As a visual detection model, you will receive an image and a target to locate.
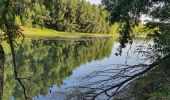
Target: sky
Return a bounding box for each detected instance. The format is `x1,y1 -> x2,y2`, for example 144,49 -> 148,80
88,0 -> 101,5
88,0 -> 151,23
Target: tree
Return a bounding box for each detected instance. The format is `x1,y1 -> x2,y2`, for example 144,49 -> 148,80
31,3 -> 49,27
67,0 -> 170,99
64,0 -> 79,32
1,0 -> 111,34
44,0 -> 67,30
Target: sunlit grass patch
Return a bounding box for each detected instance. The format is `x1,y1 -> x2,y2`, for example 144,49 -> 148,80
21,27 -> 115,39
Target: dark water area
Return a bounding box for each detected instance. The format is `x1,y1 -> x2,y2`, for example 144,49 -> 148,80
0,37 -> 152,100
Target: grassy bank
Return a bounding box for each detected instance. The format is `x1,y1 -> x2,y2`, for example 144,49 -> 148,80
21,27 -> 116,39
127,59 -> 170,99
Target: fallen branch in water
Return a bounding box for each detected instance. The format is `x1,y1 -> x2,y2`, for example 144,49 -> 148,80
70,54 -> 170,100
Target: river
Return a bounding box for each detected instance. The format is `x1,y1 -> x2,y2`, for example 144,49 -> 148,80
0,37 -> 152,100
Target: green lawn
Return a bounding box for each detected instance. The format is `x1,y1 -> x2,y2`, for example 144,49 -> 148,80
21,27 -> 115,39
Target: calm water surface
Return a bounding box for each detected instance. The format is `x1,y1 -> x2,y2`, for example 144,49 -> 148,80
0,37 -> 152,100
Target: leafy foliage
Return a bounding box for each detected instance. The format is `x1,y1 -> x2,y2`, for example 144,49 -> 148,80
0,0 -> 110,34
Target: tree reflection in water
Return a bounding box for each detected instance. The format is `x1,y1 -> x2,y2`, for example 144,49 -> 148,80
0,37 -> 114,99
1,36 -> 167,100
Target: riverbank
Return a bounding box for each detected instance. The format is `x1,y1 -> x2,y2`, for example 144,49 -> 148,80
125,58 -> 170,99
21,27 -> 116,39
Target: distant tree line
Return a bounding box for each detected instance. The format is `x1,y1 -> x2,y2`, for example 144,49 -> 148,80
12,0 -> 110,33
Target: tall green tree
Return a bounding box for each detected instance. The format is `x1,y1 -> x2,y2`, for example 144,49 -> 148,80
44,0 -> 67,30
64,0 -> 79,32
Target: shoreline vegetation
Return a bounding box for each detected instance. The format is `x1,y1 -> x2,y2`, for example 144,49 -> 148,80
21,27 -> 117,40
0,27 -> 117,40
1,22 -> 155,41
0,26 -> 151,40
20,24 -> 153,39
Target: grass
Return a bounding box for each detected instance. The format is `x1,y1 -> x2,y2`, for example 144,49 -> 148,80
21,27 -> 116,39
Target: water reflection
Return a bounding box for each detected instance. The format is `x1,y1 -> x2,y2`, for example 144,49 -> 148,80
33,39 -> 150,100
0,37 -> 115,99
